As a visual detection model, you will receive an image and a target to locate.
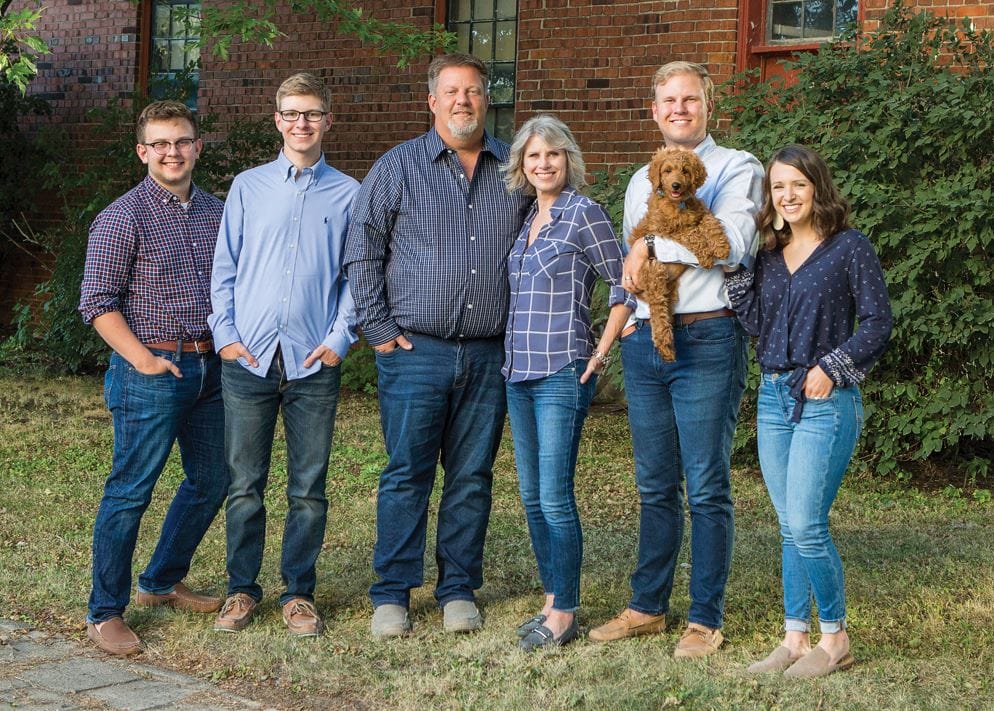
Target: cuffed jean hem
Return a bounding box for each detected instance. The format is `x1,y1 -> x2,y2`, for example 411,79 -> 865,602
136,583 -> 177,596
629,602 -> 667,617
818,618 -> 846,634
687,615 -> 723,630
785,618 -> 811,633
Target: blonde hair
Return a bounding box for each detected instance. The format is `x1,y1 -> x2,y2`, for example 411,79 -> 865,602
276,72 -> 331,112
652,61 -> 715,105
503,114 -> 587,195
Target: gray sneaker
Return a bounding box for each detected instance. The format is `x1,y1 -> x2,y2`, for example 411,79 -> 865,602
443,600 -> 483,633
371,604 -> 411,638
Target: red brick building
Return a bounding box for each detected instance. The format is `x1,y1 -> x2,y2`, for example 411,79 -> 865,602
4,0 -> 993,324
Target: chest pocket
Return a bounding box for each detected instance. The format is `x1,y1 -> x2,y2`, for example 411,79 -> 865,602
521,237 -> 576,280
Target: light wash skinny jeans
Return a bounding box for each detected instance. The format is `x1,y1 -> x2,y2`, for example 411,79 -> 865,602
757,372 -> 863,634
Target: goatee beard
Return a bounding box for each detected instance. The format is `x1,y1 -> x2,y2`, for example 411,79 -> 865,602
448,117 -> 479,140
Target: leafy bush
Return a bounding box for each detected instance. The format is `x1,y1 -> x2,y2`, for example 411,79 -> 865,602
716,1 -> 994,480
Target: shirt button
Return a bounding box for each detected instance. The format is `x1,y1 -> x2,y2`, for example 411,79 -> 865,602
286,270 -> 291,275
467,304 -> 474,309
293,217 -> 298,222
468,204 -> 473,209
197,271 -> 203,275
470,236 -> 476,241
471,268 -> 477,274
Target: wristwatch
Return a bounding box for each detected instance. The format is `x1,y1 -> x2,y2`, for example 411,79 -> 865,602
644,234 -> 657,261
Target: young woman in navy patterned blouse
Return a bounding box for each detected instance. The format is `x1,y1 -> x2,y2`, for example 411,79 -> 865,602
725,144 -> 892,678
502,115 -> 635,651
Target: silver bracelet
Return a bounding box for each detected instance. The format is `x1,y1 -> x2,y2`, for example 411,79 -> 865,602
591,349 -> 612,367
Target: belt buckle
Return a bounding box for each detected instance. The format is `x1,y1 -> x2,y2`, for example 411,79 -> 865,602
193,339 -> 208,354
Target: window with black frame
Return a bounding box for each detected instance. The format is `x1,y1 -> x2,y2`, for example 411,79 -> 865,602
149,1 -> 200,109
447,0 -> 517,142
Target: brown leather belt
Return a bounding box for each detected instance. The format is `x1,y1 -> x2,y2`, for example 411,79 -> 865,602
675,308 -> 735,325
145,339 -> 214,354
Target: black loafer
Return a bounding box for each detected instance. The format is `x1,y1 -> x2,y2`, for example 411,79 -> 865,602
515,614 -> 547,639
519,619 -> 579,652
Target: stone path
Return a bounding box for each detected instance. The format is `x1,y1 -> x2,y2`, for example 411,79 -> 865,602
0,620 -> 275,711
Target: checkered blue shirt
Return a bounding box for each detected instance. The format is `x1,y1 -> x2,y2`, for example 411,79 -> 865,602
79,176 -> 223,343
344,128 -> 529,345
503,187 -> 635,382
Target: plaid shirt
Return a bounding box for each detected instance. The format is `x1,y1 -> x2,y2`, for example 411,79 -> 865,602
344,128 -> 529,345
503,187 -> 635,382
79,176 -> 223,343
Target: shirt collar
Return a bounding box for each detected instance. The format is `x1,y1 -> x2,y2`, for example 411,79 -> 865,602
142,175 -> 199,206
277,149 -> 328,182
693,134 -> 717,159
549,185 -> 579,216
425,127 -> 501,162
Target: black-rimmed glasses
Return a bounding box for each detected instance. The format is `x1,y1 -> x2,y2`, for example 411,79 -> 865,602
143,138 -> 197,155
278,110 -> 327,122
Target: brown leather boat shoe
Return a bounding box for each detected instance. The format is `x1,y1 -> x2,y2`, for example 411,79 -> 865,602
136,582 -> 222,613
213,593 -> 259,632
588,609 -> 666,642
86,617 -> 142,656
282,597 -> 324,637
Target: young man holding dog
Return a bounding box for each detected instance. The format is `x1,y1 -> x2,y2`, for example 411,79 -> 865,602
79,100 -> 227,655
587,61 -> 764,657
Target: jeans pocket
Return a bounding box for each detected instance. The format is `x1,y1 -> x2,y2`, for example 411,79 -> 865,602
683,317 -> 735,343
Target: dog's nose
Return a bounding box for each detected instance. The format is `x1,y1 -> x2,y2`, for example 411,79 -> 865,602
670,182 -> 682,190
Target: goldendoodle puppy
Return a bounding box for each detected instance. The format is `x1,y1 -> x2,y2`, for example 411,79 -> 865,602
628,147 -> 729,361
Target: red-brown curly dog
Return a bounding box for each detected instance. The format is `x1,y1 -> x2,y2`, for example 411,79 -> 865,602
628,147 -> 730,361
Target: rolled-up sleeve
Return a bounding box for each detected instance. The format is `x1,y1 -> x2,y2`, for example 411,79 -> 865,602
79,208 -> 138,324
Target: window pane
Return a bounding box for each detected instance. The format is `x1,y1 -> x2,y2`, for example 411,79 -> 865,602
836,0 -> 858,33
472,22 -> 493,59
476,0 -> 495,20
170,40 -> 186,70
450,0 -> 471,22
154,5 -> 171,36
455,24 -> 471,53
490,62 -> 514,105
494,107 -> 514,142
771,1 -> 802,40
496,0 -> 517,20
804,0 -> 833,37
495,21 -> 515,61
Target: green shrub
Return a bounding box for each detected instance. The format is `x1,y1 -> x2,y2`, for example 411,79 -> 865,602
716,1 -> 994,480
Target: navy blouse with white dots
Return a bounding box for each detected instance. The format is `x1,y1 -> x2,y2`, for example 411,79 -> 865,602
725,228 -> 893,388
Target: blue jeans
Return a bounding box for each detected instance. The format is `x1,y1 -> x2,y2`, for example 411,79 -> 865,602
506,361 -> 596,612
621,316 -> 747,629
370,333 -> 506,608
757,373 -> 862,634
88,350 -> 227,623
221,353 -> 341,605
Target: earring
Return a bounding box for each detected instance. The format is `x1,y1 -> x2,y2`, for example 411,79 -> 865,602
772,212 -> 785,230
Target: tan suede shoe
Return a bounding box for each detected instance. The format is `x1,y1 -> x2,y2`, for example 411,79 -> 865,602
282,597 -> 324,637
136,582 -> 222,613
673,622 -> 724,658
86,617 -> 142,656
588,609 -> 666,642
213,593 -> 258,632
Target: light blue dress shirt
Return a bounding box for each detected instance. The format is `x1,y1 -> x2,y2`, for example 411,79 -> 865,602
209,151 -> 360,380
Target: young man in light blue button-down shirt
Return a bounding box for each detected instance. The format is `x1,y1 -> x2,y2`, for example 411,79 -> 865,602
209,73 -> 359,637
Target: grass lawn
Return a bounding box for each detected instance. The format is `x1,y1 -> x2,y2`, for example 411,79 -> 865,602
1,372 -> 992,710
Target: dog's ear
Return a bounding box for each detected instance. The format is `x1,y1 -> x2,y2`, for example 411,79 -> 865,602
649,148 -> 667,190
689,153 -> 707,190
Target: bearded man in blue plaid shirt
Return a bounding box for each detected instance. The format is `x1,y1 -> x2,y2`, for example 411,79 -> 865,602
79,100 -> 227,656
344,53 -> 528,638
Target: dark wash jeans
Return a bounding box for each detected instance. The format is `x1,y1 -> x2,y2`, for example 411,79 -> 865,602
506,360 -> 595,612
621,316 -> 747,629
221,353 -> 341,605
370,333 -> 506,608
88,350 -> 227,623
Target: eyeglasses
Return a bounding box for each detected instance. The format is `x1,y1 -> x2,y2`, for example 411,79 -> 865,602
144,138 -> 197,155
278,110 -> 327,123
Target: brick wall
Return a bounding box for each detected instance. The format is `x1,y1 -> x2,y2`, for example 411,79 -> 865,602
6,0 -> 994,326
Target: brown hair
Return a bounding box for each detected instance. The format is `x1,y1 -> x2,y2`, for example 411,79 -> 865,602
758,144 -> 851,250
427,53 -> 488,96
276,72 -> 331,112
135,100 -> 198,143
